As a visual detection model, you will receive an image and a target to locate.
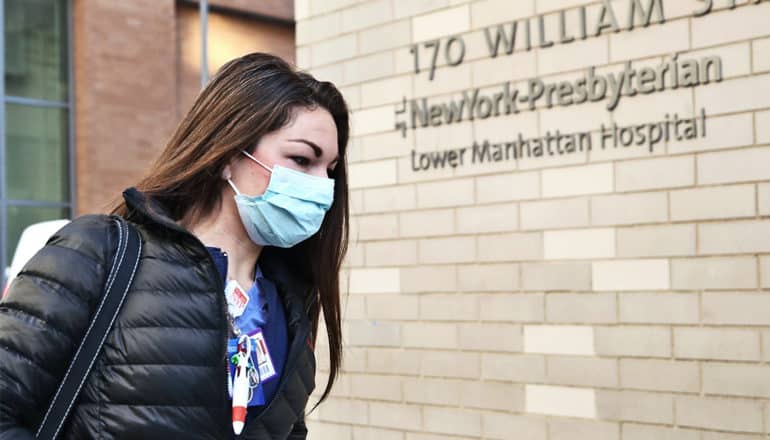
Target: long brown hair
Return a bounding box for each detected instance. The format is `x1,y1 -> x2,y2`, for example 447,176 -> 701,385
112,52 -> 349,406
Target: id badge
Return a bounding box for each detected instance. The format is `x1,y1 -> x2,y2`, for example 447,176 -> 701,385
247,328 -> 277,383
227,338 -> 265,406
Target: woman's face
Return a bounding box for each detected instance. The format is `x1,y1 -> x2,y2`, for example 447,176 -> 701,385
228,106 -> 339,196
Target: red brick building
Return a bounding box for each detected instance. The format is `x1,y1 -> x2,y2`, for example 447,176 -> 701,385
1,0 -> 295,276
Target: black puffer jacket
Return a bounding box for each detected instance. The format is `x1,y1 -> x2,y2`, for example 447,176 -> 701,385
0,188 -> 317,439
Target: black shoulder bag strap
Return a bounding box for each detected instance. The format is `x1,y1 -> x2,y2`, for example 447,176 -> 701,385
35,217 -> 142,440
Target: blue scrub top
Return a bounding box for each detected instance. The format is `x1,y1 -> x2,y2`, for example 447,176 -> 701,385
206,247 -> 288,413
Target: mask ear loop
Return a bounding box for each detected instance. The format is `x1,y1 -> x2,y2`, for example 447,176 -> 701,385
241,150 -> 273,173
226,178 -> 241,196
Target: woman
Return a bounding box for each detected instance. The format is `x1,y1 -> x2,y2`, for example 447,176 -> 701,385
0,52 -> 348,439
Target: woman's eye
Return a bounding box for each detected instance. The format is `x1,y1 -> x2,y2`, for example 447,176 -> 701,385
290,156 -> 310,166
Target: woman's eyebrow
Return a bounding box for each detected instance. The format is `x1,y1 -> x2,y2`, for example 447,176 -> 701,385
288,138 -> 339,162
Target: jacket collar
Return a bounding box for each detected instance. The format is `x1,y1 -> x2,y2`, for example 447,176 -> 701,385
121,186 -> 315,325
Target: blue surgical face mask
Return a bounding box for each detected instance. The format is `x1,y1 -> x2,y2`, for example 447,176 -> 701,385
227,150 -> 334,248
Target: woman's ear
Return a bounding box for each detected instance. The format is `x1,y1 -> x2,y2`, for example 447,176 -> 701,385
221,164 -> 232,180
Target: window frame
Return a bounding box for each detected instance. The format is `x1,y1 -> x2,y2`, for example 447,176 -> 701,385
0,0 -> 74,286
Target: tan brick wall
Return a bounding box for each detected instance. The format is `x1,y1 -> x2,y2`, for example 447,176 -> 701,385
297,0 -> 770,438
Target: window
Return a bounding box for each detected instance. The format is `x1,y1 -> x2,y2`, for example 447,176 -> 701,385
1,0 -> 72,282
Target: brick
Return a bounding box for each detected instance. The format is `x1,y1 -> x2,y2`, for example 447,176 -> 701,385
612,87 -> 693,129
546,356 -> 618,388
704,363 -> 770,398
346,320 -> 401,347
592,259 -> 670,291
619,293 -> 699,324
309,0 -> 358,16
351,105 -> 394,136
689,42 -> 752,79
703,217 -> 770,255
344,240 -> 365,267
668,113 -> 754,155
416,178 -> 475,208
525,385 -> 596,419
305,422 -> 352,440
317,397 -> 368,425
756,37 -> 770,72
482,353 -> 546,383
351,427 -> 403,440
621,423 -> 700,440
341,347 -> 367,373
539,36 -> 609,77
590,192 -> 668,226
308,63 -> 344,85
692,1 -> 770,48
349,159 -> 398,190
698,147 -> 770,184
617,224 -> 696,258
394,0 -> 449,19
479,293 -> 544,322
458,263 -> 519,292
595,326 -> 671,358
341,0 -> 392,33
399,209 -> 454,238
420,294 -> 478,321
476,171 -> 540,204
615,155 -> 694,192
542,163 -> 613,198
369,402 -> 422,431
414,120 -> 474,153
402,322 -> 457,349
459,323 -> 522,352
544,228 -> 615,260
310,34 -> 357,66
403,377 -> 461,406
478,232 -> 543,262
419,236 -> 476,264
482,413 -> 547,440
359,20 -> 411,56
671,185 -> 755,221
696,74 -> 770,115
401,265 -> 457,293
413,63 -> 472,96
676,396 -> 763,433
620,359 -> 700,393
366,295 -> 419,320
610,18 -> 689,62
360,75 -> 413,108
521,262 -> 592,291
461,381 -> 524,412
674,327 -> 760,361
349,268 -> 400,294
413,5 -> 470,42
472,51 -> 536,87
703,293 -> 770,325
356,213 -> 399,240
422,350 -> 480,379
521,198 -> 590,230
471,0 -> 533,28
762,256 -> 770,288
671,257 -> 758,290
343,51 -> 394,85
703,433 -> 765,440
367,348 -> 421,375
366,240 -> 417,266
456,203 -> 519,234
424,407 -> 481,437
523,325 -> 595,356
760,182 -> 770,215
341,295 -> 366,320
350,374 -> 402,401
546,293 -> 617,324
541,101 -> 610,139
596,390 -> 673,424
548,418 -> 619,440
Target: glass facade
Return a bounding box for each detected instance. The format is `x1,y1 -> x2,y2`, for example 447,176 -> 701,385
1,0 -> 71,282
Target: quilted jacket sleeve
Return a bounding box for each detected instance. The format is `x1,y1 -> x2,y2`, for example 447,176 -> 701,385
287,415 -> 308,440
0,215 -> 117,439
